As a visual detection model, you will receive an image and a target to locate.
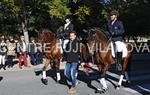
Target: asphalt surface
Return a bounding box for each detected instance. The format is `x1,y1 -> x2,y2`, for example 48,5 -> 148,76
0,53 -> 150,95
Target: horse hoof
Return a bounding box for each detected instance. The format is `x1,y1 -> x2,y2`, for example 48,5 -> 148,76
95,90 -> 104,94
103,87 -> 108,92
116,85 -> 121,90
41,78 -> 48,85
95,88 -> 105,94
56,80 -> 60,83
126,80 -> 131,84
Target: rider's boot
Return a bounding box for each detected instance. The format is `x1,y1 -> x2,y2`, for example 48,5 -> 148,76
116,52 -> 122,71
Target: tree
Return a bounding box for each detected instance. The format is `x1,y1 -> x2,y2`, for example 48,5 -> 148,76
99,0 -> 150,40
43,0 -> 71,19
0,0 -> 149,39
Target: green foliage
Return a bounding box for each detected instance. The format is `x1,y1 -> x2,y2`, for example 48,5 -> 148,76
75,5 -> 91,23
42,0 -> 71,19
0,0 -> 71,34
0,0 -> 150,37
73,0 -> 78,3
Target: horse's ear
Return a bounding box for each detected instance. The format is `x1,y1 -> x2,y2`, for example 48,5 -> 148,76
35,29 -> 43,34
82,29 -> 88,33
90,28 -> 96,34
34,29 -> 39,33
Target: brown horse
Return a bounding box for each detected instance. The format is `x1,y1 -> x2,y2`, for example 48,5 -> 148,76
84,27 -> 132,93
35,29 -> 62,85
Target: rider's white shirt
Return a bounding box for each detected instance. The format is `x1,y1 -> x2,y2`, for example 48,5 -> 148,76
64,22 -> 70,30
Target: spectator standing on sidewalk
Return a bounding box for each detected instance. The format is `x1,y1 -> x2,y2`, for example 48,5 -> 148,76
7,36 -> 16,68
0,35 -> 8,70
28,37 -> 37,65
17,35 -> 29,69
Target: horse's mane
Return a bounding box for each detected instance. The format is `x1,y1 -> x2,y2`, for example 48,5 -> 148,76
39,29 -> 58,44
90,27 -> 108,42
89,27 -> 110,50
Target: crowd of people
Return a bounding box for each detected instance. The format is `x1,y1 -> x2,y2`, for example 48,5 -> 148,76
0,34 -> 43,70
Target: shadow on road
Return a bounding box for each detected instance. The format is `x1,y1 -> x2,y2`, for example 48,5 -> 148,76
34,68 -> 150,95
0,76 -> 3,82
77,70 -> 99,91
34,69 -> 57,81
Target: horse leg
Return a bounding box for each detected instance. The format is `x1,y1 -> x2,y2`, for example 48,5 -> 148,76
124,71 -> 130,83
123,55 -> 131,84
41,58 -> 50,85
116,65 -> 124,89
117,56 -> 130,89
117,74 -> 124,89
97,63 -> 109,93
54,58 -> 61,82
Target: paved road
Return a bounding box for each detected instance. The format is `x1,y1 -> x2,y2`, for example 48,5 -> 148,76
0,53 -> 150,95
0,69 -> 145,95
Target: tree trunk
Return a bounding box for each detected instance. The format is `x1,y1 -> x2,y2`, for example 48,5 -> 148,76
22,22 -> 29,42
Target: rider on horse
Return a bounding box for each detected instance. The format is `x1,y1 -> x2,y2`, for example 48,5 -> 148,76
107,10 -> 128,70
61,15 -> 74,62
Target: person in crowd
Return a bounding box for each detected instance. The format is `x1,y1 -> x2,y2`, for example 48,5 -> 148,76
0,35 -> 8,70
36,49 -> 43,65
7,36 -> 16,68
17,35 -> 28,69
28,37 -> 37,65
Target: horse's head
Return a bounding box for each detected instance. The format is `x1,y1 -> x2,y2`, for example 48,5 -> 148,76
35,29 -> 57,43
82,28 -> 99,55
85,27 -> 109,54
86,28 -> 100,45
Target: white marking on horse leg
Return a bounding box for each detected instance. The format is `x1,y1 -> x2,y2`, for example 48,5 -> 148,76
100,78 -> 108,89
57,72 -> 61,81
118,75 -> 124,86
42,71 -> 46,79
124,72 -> 129,82
98,79 -> 103,91
102,78 -> 108,89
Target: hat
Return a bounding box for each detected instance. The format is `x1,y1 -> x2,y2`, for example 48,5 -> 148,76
65,15 -> 72,20
69,30 -> 76,35
110,10 -> 119,17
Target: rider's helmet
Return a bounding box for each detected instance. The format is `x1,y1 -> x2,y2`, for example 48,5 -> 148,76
110,10 -> 119,17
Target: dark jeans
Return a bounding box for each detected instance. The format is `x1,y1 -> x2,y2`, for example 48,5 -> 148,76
7,55 -> 14,63
7,55 -> 14,66
36,52 -> 43,64
29,53 -> 37,65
